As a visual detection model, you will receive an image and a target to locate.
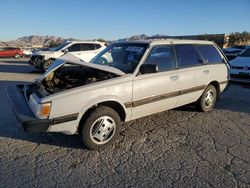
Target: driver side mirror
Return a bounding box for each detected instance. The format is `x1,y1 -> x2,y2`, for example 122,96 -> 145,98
61,49 -> 68,53
140,64 -> 159,74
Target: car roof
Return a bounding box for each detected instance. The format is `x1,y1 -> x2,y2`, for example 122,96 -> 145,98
68,40 -> 104,44
114,39 -> 214,45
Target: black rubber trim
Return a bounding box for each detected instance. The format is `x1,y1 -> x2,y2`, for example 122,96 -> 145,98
124,84 -> 208,108
52,113 -> 79,125
6,85 -> 79,133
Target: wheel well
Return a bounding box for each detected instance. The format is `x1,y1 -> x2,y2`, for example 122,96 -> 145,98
208,81 -> 220,98
78,101 -> 126,133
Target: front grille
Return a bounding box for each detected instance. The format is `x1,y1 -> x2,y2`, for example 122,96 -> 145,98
231,66 -> 243,70
231,74 -> 250,80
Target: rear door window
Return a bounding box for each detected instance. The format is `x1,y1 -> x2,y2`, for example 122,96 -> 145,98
195,44 -> 223,63
174,44 -> 203,68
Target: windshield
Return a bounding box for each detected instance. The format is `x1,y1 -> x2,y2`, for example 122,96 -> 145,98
240,48 -> 250,57
50,42 -> 70,51
90,43 -> 148,73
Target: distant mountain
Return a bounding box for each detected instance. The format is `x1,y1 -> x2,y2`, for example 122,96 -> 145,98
0,35 -> 77,47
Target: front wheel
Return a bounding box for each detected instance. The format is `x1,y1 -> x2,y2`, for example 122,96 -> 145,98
80,106 -> 121,150
42,60 -> 52,72
197,85 -> 217,112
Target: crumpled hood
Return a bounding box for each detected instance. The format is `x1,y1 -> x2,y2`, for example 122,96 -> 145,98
39,53 -> 126,80
230,56 -> 250,67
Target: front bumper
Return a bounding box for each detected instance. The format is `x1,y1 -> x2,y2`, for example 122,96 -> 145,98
29,55 -> 45,68
6,85 -> 51,132
230,69 -> 250,83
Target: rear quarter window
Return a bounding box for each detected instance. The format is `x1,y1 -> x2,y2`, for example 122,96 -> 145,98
195,44 -> 223,64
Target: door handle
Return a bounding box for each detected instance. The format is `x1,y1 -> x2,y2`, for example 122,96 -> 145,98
170,75 -> 179,81
203,70 -> 210,74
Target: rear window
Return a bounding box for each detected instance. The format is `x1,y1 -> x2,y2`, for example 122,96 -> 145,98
195,44 -> 223,64
94,44 -> 102,49
174,44 -> 202,68
240,48 -> 250,57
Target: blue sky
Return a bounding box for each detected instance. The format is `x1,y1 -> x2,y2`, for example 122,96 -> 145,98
0,0 -> 249,41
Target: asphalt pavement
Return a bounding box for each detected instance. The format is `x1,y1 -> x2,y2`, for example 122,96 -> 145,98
0,59 -> 249,187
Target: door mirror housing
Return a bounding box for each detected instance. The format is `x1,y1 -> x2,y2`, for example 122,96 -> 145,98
61,49 -> 68,53
140,64 -> 159,74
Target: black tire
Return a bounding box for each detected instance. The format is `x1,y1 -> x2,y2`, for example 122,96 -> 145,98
42,60 -> 52,72
14,54 -> 21,59
79,106 -> 121,150
197,85 -> 217,112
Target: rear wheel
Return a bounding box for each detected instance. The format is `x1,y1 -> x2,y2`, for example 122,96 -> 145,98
79,106 -> 121,150
197,85 -> 217,112
14,54 -> 21,59
42,60 -> 52,72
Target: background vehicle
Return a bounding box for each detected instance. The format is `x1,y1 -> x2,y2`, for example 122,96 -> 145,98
230,47 -> 250,83
223,45 -> 248,60
29,41 -> 106,72
8,40 -> 229,150
0,47 -> 24,58
21,48 -> 33,57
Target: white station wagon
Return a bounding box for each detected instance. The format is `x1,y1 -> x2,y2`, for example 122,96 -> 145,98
8,40 -> 229,150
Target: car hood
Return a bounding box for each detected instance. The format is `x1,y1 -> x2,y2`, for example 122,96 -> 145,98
230,56 -> 250,66
39,53 -> 126,80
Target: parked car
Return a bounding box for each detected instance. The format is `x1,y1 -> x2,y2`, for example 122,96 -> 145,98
7,40 -> 229,150
230,47 -> 250,83
223,45 -> 248,60
21,48 -> 33,57
29,41 -> 106,72
0,47 -> 24,58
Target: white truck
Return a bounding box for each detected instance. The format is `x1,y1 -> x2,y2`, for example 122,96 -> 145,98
8,39 -> 229,150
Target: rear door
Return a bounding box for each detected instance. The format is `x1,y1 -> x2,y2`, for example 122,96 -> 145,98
173,44 -> 208,106
195,44 -> 228,90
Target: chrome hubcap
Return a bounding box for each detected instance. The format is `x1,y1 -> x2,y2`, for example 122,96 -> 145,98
90,116 -> 116,145
204,90 -> 215,108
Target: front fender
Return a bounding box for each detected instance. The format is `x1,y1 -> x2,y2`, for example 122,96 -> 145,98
79,95 -> 131,122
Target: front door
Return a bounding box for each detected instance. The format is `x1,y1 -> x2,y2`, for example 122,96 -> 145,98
131,45 -> 179,120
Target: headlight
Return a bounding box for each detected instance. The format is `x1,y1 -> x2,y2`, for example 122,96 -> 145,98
36,102 -> 51,119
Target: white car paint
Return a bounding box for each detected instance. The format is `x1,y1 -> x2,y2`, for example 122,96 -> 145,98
15,40 -> 229,135
31,41 -> 106,62
230,52 -> 250,82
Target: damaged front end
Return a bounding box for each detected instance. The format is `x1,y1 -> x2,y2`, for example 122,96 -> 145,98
36,62 -> 117,96
33,54 -> 125,97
